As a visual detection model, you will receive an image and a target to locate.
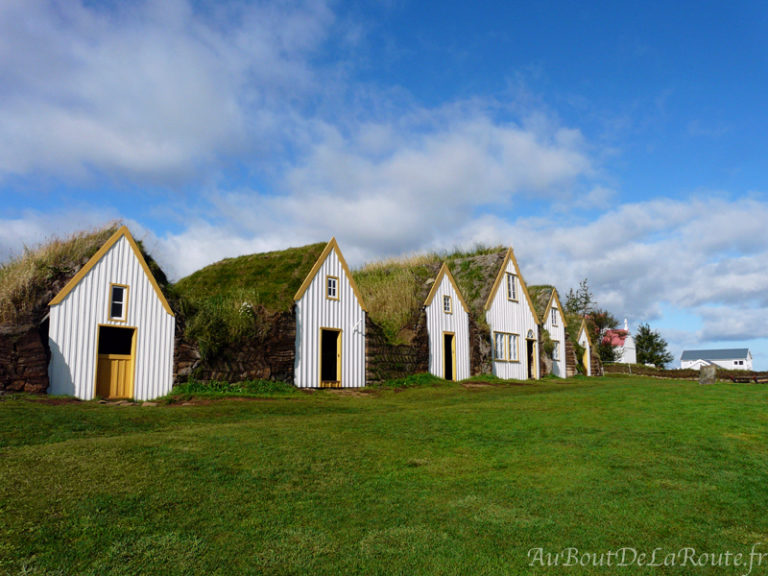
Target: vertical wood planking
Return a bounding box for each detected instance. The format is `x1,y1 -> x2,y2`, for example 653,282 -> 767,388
425,273 -> 470,381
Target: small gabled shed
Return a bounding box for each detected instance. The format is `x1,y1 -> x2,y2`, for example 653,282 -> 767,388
531,287 -> 568,378
577,319 -> 595,376
424,263 -> 470,381
293,238 -> 367,388
48,226 -> 175,400
482,248 -> 540,380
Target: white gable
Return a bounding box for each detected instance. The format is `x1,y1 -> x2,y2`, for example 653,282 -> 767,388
425,269 -> 470,381
48,232 -> 175,400
294,243 -> 366,388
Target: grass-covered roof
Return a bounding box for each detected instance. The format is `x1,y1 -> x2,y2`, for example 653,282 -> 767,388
0,223 -> 171,325
173,242 -> 327,314
527,285 -> 555,320
353,247 -> 507,344
0,224 -> 121,324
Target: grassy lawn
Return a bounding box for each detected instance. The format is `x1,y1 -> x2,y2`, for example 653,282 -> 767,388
2,376 -> 768,575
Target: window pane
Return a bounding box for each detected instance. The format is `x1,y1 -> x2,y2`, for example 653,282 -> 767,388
510,334 -> 518,361
110,301 -> 123,318
495,333 -> 505,360
110,286 -> 125,319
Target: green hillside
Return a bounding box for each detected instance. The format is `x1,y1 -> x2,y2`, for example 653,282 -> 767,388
174,242 -> 326,314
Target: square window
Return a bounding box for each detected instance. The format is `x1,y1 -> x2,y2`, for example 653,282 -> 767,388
326,276 -> 338,300
109,284 -> 127,320
443,295 -> 452,314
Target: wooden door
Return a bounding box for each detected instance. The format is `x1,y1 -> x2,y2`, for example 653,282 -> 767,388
96,326 -> 135,399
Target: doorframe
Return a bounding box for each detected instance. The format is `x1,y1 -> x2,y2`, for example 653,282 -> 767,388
94,323 -> 137,399
442,331 -> 456,381
526,335 -> 538,380
318,327 -> 342,388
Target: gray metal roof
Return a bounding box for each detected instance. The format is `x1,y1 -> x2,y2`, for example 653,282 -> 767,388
680,348 -> 751,361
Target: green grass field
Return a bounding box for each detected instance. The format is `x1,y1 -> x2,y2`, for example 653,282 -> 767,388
2,376 -> 768,575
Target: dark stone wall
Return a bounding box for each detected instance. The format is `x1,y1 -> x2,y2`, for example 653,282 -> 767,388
175,311 -> 296,384
365,315 -> 428,383
0,315 -> 50,393
469,316 -> 492,376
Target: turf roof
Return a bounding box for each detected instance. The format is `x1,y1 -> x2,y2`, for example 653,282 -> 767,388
527,285 -> 556,321
173,242 -> 327,314
353,247 -> 508,344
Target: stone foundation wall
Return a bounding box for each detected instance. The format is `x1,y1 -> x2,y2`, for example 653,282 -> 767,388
175,311 -> 296,384
0,316 -> 50,394
366,316 -> 428,383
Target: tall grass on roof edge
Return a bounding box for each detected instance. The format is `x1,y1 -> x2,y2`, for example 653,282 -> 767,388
0,223 -> 121,324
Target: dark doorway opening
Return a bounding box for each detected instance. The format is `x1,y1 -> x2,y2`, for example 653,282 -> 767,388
98,326 -> 134,355
320,329 -> 340,385
527,339 -> 535,379
443,333 -> 455,381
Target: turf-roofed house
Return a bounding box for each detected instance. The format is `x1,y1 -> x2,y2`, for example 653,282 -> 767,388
476,248 -> 541,380
423,263 -> 471,381
528,286 -> 570,378
48,226 -> 176,400
174,238 -> 367,388
577,318 -> 597,376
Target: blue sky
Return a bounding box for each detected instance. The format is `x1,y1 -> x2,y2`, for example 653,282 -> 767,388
1,0 -> 767,367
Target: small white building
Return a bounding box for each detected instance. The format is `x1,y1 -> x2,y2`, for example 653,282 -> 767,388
577,319 -> 594,376
680,349 -> 752,371
484,248 -> 540,380
424,263 -> 470,381
293,238 -> 367,388
602,319 -> 636,364
48,226 -> 176,400
541,289 -> 567,378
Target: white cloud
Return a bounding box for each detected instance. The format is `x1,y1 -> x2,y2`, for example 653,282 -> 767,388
0,0 -> 334,182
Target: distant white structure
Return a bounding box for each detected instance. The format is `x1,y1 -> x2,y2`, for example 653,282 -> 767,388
602,318 -> 636,364
424,263 -> 470,381
48,226 -> 176,400
680,349 -> 752,371
293,238 -> 367,388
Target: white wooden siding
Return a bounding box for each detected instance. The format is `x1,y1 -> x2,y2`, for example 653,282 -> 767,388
294,249 -> 366,388
425,274 -> 470,380
485,259 -> 539,380
543,299 -> 566,378
48,235 -> 175,400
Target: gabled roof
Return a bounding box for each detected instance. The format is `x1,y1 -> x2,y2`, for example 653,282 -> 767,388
424,263 -> 469,313
481,247 -> 539,323
577,318 -> 593,348
528,285 -> 567,328
294,238 -> 368,312
603,329 -> 630,347
49,225 -> 174,316
680,348 -> 751,361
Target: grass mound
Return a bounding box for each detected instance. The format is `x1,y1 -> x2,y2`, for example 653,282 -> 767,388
0,224 -> 120,323
353,246 -> 505,344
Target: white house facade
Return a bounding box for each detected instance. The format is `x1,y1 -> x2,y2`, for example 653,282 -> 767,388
48,226 -> 176,401
542,290 -> 567,378
484,248 -> 540,380
680,349 -> 752,371
293,238 -> 367,388
424,263 -> 470,381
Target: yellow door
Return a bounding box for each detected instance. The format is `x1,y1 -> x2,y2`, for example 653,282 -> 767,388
583,348 -> 590,376
96,354 -> 134,398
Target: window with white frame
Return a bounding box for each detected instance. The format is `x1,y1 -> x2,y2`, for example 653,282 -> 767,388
326,276 -> 339,300
109,284 -> 128,321
443,295 -> 452,314
506,273 -> 517,301
551,307 -> 558,326
494,332 -> 519,362
552,341 -> 560,361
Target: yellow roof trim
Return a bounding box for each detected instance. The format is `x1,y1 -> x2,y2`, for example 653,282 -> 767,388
423,263 -> 469,313
483,247 -> 540,324
293,237 -> 368,312
49,225 -> 175,316
542,288 -> 568,329
577,318 -> 594,348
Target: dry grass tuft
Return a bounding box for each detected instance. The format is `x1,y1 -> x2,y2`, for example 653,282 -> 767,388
0,223 -> 120,323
